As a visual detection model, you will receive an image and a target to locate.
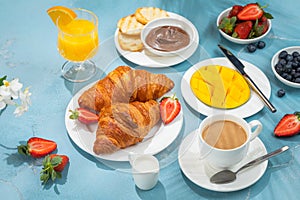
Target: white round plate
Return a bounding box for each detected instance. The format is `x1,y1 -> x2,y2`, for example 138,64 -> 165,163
181,57 -> 271,118
178,130 -> 268,192
114,12 -> 199,68
271,46 -> 300,88
65,81 -> 183,162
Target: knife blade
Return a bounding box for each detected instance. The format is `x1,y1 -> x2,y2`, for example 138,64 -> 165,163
218,44 -> 276,113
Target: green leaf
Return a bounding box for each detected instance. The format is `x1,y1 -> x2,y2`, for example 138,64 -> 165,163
40,172 -> 50,184
51,170 -> 57,181
69,109 -> 79,120
218,17 -> 237,34
50,156 -> 62,167
17,145 -> 29,156
264,12 -> 274,19
0,75 -> 7,86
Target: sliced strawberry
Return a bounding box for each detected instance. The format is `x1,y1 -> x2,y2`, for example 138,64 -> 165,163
274,112 -> 300,137
18,137 -> 57,158
69,108 -> 99,124
237,3 -> 264,20
160,94 -> 181,125
232,21 -> 253,39
40,154 -> 69,184
228,5 -> 244,17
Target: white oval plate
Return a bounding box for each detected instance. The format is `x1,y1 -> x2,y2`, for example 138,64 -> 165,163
65,81 -> 183,162
181,57 -> 271,118
178,130 -> 268,192
114,12 -> 199,68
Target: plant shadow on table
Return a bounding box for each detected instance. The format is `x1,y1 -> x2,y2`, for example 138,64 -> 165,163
181,160 -> 289,199
135,181 -> 167,200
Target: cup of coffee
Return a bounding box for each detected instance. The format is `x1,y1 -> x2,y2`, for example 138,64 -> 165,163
128,154 -> 159,190
198,113 -> 262,170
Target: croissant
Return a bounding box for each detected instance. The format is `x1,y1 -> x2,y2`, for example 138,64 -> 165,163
78,66 -> 174,113
93,100 -> 160,154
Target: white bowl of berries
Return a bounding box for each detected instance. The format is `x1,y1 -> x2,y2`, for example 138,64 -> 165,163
217,3 -> 273,44
271,46 -> 300,88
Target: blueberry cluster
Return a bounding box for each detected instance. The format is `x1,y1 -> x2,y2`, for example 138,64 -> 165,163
247,41 -> 266,53
274,50 -> 300,84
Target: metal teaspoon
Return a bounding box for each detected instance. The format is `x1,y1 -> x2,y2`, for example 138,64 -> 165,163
210,146 -> 289,184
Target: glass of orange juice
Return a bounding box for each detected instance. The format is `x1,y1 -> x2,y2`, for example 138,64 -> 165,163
57,8 -> 99,82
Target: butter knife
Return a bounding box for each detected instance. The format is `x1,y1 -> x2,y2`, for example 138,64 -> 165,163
218,44 -> 276,113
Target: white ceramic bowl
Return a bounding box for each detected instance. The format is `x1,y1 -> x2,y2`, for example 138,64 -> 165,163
141,17 -> 196,57
217,8 -> 272,44
271,46 -> 300,88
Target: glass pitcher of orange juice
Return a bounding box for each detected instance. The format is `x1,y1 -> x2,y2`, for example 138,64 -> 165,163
56,8 -> 99,82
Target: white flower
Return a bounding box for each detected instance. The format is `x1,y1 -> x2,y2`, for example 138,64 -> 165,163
0,76 -> 31,116
4,79 -> 23,99
14,104 -> 28,117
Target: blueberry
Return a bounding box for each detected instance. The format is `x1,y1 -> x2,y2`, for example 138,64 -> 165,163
279,59 -> 287,66
277,89 -> 286,97
295,77 -> 300,83
279,50 -> 288,59
286,74 -> 293,81
257,41 -> 266,49
247,44 -> 256,53
294,72 -> 300,78
286,62 -> 292,69
286,54 -> 294,61
292,51 -> 300,57
278,58 -> 286,66
292,61 -> 298,68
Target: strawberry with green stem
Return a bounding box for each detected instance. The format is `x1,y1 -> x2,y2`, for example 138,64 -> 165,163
40,154 -> 69,184
18,137 -> 57,158
218,16 -> 237,34
69,108 -> 99,124
274,112 -> 300,137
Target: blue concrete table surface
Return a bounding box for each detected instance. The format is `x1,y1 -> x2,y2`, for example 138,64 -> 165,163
0,0 -> 300,199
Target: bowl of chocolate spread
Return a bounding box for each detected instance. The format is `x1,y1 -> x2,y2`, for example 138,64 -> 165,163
141,17 -> 196,57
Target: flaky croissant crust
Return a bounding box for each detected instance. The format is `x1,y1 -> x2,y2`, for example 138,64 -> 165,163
93,100 -> 160,154
78,66 -> 174,113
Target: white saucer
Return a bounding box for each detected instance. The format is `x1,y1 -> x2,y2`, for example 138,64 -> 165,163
114,12 -> 199,68
181,57 -> 271,118
178,130 -> 268,192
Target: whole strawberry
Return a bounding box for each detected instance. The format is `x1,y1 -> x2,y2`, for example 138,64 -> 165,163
40,154 -> 69,184
232,21 -> 253,39
18,137 -> 57,158
274,112 -> 300,137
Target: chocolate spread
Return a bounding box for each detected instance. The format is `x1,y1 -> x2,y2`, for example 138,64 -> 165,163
145,26 -> 190,52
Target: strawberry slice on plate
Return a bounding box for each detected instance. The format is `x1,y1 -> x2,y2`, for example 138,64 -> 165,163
40,154 -> 69,184
274,112 -> 300,137
69,108 -> 99,124
237,3 -> 264,20
18,137 -> 57,158
160,94 -> 181,125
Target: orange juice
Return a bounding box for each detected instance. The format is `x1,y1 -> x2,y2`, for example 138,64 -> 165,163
58,18 -> 99,62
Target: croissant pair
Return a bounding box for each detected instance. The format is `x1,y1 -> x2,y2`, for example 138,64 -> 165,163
78,66 -> 174,154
